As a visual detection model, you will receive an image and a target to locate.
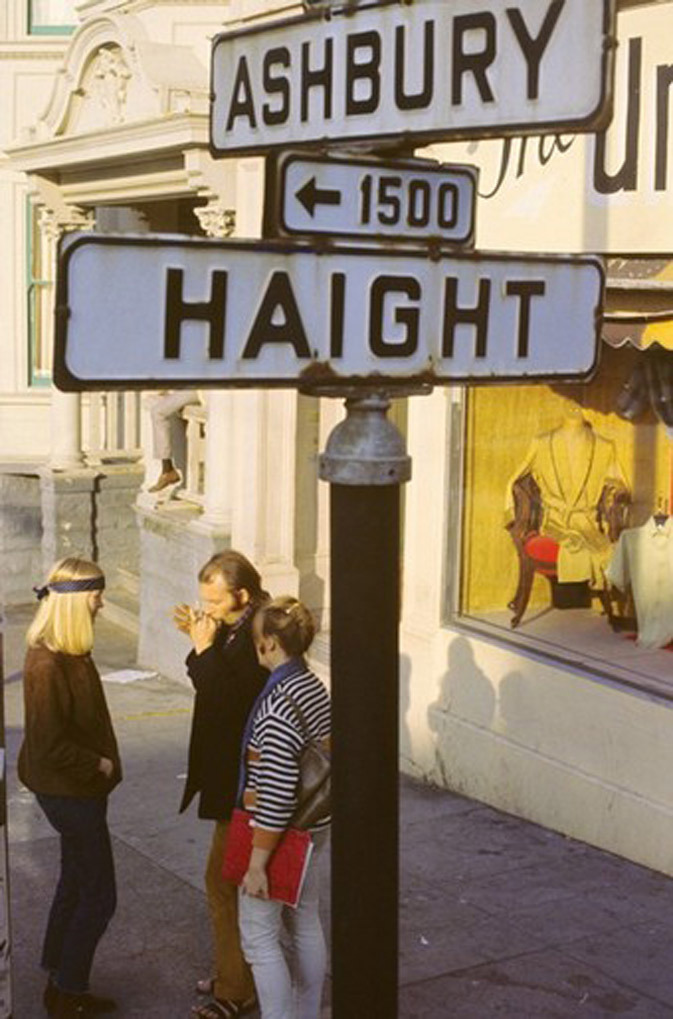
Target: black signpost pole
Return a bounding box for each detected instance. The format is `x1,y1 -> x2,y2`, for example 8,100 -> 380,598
319,393 -> 411,1018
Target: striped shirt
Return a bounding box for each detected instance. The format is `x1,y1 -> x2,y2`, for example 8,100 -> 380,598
244,660 -> 330,844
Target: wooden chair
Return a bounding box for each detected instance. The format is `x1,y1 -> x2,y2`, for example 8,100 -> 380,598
505,473 -> 630,628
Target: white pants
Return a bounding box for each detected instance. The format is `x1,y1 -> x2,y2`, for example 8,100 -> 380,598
239,832 -> 328,1019
150,390 -> 199,460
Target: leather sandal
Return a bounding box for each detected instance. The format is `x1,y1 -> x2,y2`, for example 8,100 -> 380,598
190,995 -> 257,1018
148,469 -> 181,493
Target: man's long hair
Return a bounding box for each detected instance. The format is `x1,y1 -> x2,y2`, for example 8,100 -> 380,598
199,550 -> 268,605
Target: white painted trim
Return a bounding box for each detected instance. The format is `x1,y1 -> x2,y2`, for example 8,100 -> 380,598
0,392 -> 51,405
9,113 -> 209,170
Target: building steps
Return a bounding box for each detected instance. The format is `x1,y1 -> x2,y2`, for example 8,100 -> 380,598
102,582 -> 139,635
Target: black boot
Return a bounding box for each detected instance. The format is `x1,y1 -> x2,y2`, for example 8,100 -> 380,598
52,989 -> 117,1017
74,992 -> 117,1014
52,992 -> 91,1019
43,976 -> 59,1015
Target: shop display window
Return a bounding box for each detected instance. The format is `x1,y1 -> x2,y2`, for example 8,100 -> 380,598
457,343 -> 673,694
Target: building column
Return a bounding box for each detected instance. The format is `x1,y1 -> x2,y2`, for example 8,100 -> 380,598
33,196 -> 92,471
34,190 -> 95,471
190,187 -> 238,535
198,390 -> 233,531
402,388 -> 453,630
230,389 -> 300,596
234,158 -> 265,238
224,154 -> 297,590
399,387 -> 455,776
49,388 -> 83,469
294,394 -> 322,613
314,397 -> 345,628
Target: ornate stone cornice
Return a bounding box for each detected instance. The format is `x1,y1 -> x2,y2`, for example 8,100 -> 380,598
38,206 -> 95,240
8,10 -> 208,151
89,44 -> 132,125
194,203 -> 236,238
31,176 -> 95,238
8,111 -> 208,172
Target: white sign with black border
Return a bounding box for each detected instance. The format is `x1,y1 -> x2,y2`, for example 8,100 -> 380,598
266,153 -> 477,246
54,233 -> 604,391
210,0 -> 616,156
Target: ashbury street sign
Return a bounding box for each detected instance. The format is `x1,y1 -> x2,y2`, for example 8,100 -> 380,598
269,153 -> 477,245
210,0 -> 616,156
54,234 -> 604,391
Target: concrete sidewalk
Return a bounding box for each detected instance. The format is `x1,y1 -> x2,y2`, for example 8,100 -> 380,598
6,610 -> 673,1017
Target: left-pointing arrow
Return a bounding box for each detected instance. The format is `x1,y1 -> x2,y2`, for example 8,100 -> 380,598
296,177 -> 342,217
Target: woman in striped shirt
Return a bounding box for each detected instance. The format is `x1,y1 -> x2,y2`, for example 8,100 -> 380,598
239,596 -> 330,1019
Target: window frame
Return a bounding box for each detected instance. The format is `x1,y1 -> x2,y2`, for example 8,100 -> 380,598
25,200 -> 53,389
27,0 -> 76,35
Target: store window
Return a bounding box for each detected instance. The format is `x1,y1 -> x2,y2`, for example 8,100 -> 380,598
457,342 -> 673,692
28,0 -> 76,34
26,201 -> 53,387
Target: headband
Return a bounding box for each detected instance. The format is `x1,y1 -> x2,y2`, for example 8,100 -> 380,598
33,576 -> 105,601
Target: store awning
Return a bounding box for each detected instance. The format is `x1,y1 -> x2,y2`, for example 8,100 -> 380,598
604,258 -> 673,350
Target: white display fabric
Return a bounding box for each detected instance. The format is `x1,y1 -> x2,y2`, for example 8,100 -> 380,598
606,517 -> 673,649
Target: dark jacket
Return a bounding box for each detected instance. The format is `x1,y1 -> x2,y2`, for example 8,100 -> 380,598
179,616 -> 267,820
18,644 -> 122,799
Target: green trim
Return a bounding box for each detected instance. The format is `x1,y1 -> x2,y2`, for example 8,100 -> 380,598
28,24 -> 76,35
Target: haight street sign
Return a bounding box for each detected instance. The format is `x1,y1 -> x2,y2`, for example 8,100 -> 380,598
210,0 -> 616,157
54,234 -> 604,391
266,152 -> 477,246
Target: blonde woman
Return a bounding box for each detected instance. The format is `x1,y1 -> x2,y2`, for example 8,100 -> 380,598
238,596 -> 331,1019
18,557 -> 121,1019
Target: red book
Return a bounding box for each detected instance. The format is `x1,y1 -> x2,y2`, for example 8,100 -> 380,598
222,808 -> 314,908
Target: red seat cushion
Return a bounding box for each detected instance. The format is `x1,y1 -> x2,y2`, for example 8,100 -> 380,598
523,534 -> 559,576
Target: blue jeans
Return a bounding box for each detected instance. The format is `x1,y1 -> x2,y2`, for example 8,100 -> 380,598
36,793 -> 117,994
239,831 -> 328,1019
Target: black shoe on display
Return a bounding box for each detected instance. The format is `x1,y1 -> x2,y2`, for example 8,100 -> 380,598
615,358 -> 649,420
649,348 -> 673,427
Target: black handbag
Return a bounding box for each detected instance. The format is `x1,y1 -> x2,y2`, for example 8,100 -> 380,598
281,693 -> 331,830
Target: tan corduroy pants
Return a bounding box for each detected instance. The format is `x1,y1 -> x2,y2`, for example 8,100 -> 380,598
205,821 -> 256,1003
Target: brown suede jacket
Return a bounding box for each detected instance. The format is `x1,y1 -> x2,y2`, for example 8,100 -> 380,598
18,644 -> 122,799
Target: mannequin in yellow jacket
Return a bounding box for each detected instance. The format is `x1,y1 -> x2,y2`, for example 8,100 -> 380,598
507,404 -> 628,588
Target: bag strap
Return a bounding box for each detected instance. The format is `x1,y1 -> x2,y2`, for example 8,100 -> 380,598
280,691 -> 313,742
